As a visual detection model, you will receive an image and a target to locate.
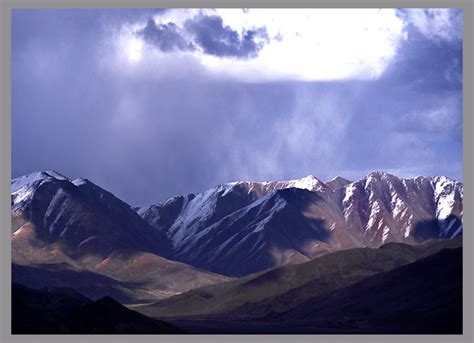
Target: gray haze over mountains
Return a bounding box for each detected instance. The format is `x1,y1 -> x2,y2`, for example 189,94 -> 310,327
12,9 -> 462,205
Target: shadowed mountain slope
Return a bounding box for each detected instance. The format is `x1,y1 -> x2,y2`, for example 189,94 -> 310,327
11,171 -> 230,303
272,247 -> 462,334
138,172 -> 462,276
137,236 -> 462,319
12,283 -> 184,334
61,296 -> 184,334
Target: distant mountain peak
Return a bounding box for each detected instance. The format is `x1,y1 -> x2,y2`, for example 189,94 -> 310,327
11,170 -> 68,192
11,169 -> 463,279
366,171 -> 395,179
325,176 -> 351,190
328,176 -> 351,182
42,170 -> 67,179
298,174 -> 318,181
223,174 -> 326,194
284,175 -> 326,192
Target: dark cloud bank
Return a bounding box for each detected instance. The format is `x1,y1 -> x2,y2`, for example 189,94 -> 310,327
12,10 -> 463,206
138,14 -> 269,59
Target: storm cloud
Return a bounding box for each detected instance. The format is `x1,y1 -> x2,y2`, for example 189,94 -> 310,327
12,9 -> 463,206
137,13 -> 269,59
139,18 -> 195,53
184,14 -> 269,59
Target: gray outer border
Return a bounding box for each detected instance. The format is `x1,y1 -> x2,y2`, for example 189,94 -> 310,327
0,1 -> 472,342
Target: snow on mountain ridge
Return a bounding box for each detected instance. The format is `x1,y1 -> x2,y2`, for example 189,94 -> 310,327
326,176 -> 351,190
11,171 -> 71,212
10,170 -> 463,277
139,173 -> 462,248
11,170 -> 68,193
223,175 -> 326,193
168,187 -> 221,244
433,176 -> 458,220
72,178 -> 89,186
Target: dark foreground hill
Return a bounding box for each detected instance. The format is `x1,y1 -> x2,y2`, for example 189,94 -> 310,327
61,296 -> 183,334
162,247 -> 462,334
137,236 -> 462,319
12,283 -> 183,334
271,247 -> 462,334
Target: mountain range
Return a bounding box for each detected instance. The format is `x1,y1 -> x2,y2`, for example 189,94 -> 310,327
11,170 -> 463,333
137,171 -> 462,276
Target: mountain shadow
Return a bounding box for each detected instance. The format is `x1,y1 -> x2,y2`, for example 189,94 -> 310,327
12,283 -> 184,334
12,263 -> 143,304
271,247 -> 462,334
412,214 -> 462,242
137,236 -> 461,320
12,282 -> 92,334
60,296 -> 184,334
170,187 -> 332,277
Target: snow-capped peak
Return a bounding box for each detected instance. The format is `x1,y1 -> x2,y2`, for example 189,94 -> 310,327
365,171 -> 396,181
11,170 -> 70,210
11,170 -> 68,193
223,174 -> 326,195
284,175 -> 325,192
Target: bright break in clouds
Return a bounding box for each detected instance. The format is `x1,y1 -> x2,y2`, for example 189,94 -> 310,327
12,9 -> 463,205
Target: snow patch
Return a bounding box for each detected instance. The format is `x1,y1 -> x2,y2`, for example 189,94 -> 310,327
404,226 -> 411,238
220,183 -> 237,196
11,171 -> 71,210
12,187 -> 34,204
11,171 -> 67,193
285,175 -> 325,192
223,175 -> 326,195
433,177 -> 456,221
451,224 -> 463,238
252,197 -> 287,233
72,178 -> 88,186
78,236 -> 96,248
136,206 -> 151,216
392,196 -> 406,218
343,183 -> 357,204
169,188 -> 221,243
367,201 -> 381,229
382,226 -> 390,243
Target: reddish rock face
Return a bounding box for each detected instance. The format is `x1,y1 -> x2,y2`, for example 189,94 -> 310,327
11,170 -> 463,280
11,171 -> 231,303
139,172 -> 462,276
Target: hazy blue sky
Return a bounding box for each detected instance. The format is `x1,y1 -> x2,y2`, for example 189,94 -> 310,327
12,9 -> 463,205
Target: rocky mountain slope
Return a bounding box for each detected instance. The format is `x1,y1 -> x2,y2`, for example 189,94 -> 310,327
138,172 -> 463,276
11,171 -> 230,302
11,170 -> 463,291
136,236 -> 462,319
10,170 -> 463,334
